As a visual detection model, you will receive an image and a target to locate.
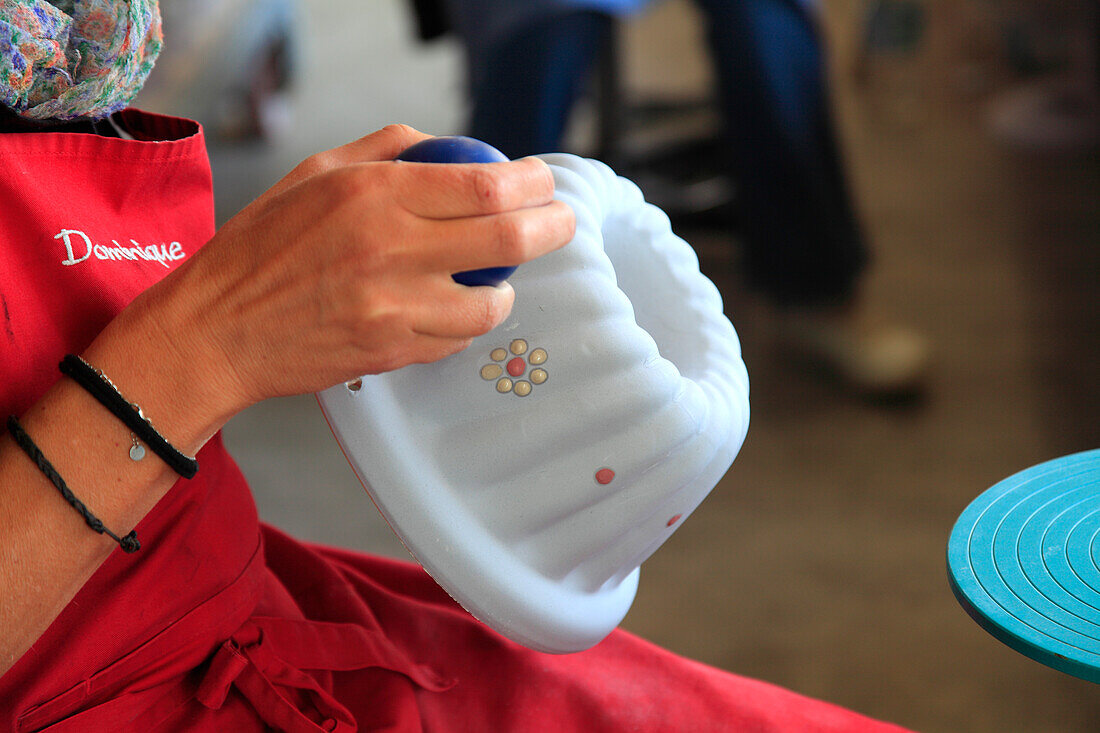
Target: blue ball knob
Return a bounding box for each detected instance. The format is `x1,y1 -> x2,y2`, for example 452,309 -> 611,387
397,135 -> 509,164
396,136 -> 517,288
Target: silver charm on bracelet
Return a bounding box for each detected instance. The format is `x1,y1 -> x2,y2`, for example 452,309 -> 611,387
128,403 -> 147,461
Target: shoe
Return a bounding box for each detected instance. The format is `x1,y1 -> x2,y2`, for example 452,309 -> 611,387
774,304 -> 930,396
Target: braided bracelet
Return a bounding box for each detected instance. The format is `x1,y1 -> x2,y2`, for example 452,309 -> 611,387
7,416 -> 140,553
60,355 -> 198,479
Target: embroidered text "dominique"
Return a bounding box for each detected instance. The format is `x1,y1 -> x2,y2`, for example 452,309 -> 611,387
55,229 -> 186,269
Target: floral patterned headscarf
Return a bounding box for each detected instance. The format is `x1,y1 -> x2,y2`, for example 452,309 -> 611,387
0,0 -> 161,121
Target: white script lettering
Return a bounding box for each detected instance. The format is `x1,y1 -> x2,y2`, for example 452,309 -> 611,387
56,229 -> 186,269
56,229 -> 92,265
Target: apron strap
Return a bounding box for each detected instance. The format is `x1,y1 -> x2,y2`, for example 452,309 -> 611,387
194,618 -> 454,732
250,616 -> 452,687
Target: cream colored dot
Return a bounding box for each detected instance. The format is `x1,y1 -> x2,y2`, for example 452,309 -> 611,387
514,381 -> 532,397
528,348 -> 547,365
481,364 -> 503,380
490,348 -> 507,362
346,377 -> 363,392
509,339 -> 528,356
496,378 -> 513,393
529,368 -> 548,385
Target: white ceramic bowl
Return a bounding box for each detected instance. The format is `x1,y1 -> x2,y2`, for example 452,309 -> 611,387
319,154 -> 750,653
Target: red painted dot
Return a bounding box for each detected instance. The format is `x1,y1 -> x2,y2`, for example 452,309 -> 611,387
595,468 -> 615,485
666,514 -> 683,527
507,357 -> 526,377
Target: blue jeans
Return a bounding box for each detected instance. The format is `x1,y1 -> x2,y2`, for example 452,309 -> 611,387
459,0 -> 867,306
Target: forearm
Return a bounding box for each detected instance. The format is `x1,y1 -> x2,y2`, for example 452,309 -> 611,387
0,282 -> 239,676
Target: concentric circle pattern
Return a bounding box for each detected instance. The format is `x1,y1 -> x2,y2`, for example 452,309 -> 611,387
948,449 -> 1100,683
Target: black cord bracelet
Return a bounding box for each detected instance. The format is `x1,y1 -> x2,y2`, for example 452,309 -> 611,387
59,355 -> 198,479
7,416 -> 140,553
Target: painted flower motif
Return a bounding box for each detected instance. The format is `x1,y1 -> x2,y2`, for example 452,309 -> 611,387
479,339 -> 548,397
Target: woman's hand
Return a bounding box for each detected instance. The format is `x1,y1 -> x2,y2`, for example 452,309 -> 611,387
111,124 -> 575,437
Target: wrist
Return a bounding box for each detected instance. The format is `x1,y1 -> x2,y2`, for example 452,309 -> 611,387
80,273 -> 248,457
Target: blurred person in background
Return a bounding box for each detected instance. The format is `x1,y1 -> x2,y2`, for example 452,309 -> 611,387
444,0 -> 931,397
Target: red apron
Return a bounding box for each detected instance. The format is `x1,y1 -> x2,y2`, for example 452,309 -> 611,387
0,110 -> 447,733
0,110 -> 910,733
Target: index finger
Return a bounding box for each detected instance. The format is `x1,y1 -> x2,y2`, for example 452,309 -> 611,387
272,124 -> 434,196
391,156 -> 557,220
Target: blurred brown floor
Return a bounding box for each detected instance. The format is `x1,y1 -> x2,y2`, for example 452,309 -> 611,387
196,1 -> 1100,730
